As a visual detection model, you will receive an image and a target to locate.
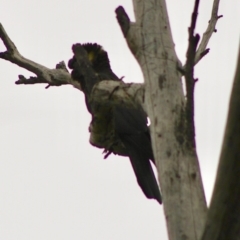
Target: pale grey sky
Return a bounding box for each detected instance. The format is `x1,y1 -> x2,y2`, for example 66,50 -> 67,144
0,0 -> 239,239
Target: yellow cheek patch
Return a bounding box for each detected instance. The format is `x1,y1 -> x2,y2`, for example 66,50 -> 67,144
87,47 -> 104,63
87,52 -> 95,62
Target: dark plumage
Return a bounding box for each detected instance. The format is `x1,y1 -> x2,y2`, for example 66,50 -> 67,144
68,43 -> 162,204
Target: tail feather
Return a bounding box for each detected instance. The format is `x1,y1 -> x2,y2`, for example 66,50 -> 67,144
128,151 -> 162,204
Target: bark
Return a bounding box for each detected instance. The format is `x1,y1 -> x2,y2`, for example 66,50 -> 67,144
201,42 -> 240,240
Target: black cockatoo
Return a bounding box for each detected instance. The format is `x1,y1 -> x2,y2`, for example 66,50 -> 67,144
68,43 -> 162,204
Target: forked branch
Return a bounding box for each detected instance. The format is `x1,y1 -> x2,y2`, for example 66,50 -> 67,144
182,0 -> 222,70
195,0 -> 222,65
0,23 -> 80,90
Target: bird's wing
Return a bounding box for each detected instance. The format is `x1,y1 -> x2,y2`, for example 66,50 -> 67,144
113,105 -> 162,204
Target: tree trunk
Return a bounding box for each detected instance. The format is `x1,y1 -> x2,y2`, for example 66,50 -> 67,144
201,42 -> 240,240
117,0 -> 207,239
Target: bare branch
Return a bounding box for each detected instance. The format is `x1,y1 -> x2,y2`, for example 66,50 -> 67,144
0,23 -> 18,53
183,0 -> 221,150
195,0 -> 222,65
15,75 -> 67,89
115,6 -> 141,57
15,75 -> 49,85
0,23 -> 81,90
184,0 -> 200,149
115,6 -> 130,38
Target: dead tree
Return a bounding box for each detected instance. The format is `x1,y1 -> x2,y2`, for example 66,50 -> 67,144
1,0 -> 240,239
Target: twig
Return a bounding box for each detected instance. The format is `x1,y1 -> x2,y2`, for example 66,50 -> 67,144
195,0 -> 222,65
15,75 -> 67,89
15,75 -> 49,85
0,23 -> 80,90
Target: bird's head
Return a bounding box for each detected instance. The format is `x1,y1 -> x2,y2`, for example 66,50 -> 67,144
82,43 -> 111,72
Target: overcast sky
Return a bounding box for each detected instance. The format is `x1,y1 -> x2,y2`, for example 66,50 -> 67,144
0,0 -> 239,239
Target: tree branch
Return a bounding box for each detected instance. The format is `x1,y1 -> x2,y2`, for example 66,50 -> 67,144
194,0 -> 222,65
181,0 -> 222,70
0,23 -> 80,90
115,6 -> 130,38
183,0 -> 222,148
115,6 -> 141,57
184,0 -> 200,149
15,74 -> 68,89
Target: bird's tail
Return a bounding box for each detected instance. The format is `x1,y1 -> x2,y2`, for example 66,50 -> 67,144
129,152 -> 162,204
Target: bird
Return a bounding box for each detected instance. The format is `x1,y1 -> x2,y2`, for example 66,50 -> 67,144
68,43 -> 162,204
